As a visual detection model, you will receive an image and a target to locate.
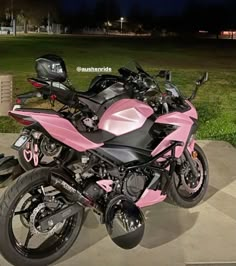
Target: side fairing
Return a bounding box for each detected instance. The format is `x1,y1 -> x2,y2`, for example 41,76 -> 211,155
152,104 -> 197,158
98,99 -> 154,136
10,110 -> 103,152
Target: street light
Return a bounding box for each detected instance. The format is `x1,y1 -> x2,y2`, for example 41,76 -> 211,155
120,17 -> 124,33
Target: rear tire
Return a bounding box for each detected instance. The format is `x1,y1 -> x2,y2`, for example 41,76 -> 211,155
167,144 -> 209,208
0,167 -> 84,266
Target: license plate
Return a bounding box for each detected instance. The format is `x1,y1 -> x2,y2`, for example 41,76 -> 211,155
12,135 -> 29,151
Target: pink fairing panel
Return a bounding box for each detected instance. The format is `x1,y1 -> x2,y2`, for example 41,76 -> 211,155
136,189 -> 166,208
10,110 -> 103,152
99,99 -> 153,136
96,180 -> 113,192
152,104 -> 197,158
185,100 -> 198,119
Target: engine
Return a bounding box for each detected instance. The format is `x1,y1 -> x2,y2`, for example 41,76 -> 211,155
83,180 -> 105,202
69,154 -> 149,205
50,153 -> 147,251
122,172 -> 147,202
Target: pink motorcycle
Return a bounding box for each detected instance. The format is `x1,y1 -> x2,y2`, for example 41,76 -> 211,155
0,63 -> 209,266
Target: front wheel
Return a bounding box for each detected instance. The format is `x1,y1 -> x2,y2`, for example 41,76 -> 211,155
167,143 -> 209,208
0,168 -> 84,266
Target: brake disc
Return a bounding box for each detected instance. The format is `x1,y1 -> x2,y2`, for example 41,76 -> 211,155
30,203 -> 65,236
181,158 -> 204,193
20,196 -> 40,228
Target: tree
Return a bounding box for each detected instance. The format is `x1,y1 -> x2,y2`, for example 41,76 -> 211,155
0,0 -> 61,31
17,9 -> 28,33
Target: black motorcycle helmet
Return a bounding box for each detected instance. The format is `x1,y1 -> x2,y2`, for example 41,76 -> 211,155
35,54 -> 68,82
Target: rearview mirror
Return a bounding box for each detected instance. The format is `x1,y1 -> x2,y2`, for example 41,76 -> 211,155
157,70 -> 172,82
189,72 -> 209,101
196,72 -> 208,86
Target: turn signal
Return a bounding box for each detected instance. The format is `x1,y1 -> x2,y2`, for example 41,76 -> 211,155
192,151 -> 198,159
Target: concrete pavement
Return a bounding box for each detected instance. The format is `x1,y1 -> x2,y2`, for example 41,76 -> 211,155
0,133 -> 18,157
0,137 -> 236,266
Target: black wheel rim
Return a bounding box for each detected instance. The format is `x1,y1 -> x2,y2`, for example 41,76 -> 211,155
8,181 -> 78,259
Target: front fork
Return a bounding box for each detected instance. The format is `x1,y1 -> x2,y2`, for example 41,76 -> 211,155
185,138 -> 199,179
187,137 -> 196,155
162,138 -> 198,195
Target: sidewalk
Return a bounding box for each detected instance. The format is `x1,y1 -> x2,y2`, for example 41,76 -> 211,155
0,137 -> 236,266
0,133 -> 18,156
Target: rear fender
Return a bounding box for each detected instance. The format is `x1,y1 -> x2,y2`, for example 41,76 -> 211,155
9,110 -> 103,152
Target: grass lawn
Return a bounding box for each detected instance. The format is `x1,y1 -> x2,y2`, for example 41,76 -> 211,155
0,35 -> 235,146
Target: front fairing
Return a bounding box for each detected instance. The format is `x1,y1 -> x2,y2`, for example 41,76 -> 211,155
185,100 -> 198,120
152,100 -> 198,158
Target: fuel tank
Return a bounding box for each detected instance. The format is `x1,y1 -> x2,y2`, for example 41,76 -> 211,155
98,99 -> 154,136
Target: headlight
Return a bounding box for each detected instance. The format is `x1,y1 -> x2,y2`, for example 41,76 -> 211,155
143,77 -> 157,90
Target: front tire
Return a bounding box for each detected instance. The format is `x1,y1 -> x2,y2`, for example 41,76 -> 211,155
167,143 -> 209,208
0,168 -> 84,266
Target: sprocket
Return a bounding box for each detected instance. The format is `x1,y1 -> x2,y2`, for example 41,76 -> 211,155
29,203 -> 65,236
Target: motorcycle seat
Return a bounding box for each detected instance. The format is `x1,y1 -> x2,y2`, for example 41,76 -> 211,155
77,90 -> 97,99
81,130 -> 115,143
77,74 -> 123,100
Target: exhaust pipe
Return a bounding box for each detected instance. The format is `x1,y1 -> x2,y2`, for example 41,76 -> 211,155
50,175 -> 94,208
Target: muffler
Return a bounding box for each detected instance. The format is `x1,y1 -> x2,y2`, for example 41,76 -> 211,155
50,175 -> 94,208
104,195 -> 145,249
50,172 -> 145,249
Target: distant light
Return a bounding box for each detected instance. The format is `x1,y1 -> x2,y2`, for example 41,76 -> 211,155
120,17 -> 124,22
105,21 -> 112,27
222,30 -> 236,35
199,30 -> 208,33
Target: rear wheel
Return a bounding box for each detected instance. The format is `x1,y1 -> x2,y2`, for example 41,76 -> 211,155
167,144 -> 209,208
0,167 -> 84,266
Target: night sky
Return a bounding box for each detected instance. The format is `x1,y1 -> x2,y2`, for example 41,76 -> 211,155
60,0 -> 227,16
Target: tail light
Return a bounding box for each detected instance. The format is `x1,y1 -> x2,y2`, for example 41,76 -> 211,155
27,78 -> 47,89
16,98 -> 21,104
9,112 -> 35,126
